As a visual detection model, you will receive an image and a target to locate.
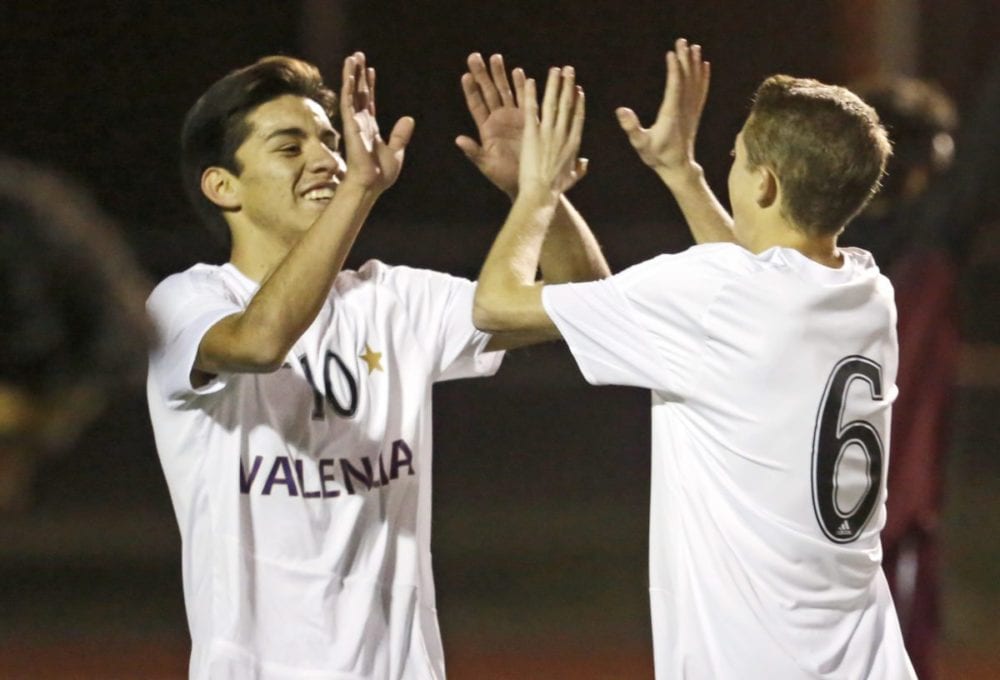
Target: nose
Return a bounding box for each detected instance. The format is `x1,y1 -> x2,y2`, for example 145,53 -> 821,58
307,141 -> 346,182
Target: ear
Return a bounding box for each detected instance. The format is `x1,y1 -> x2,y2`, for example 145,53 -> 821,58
755,166 -> 778,209
200,166 -> 241,210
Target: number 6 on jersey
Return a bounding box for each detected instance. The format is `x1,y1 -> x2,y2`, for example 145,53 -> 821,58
812,356 -> 886,543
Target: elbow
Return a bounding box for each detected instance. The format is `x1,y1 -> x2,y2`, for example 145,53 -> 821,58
248,349 -> 287,374
473,290 -> 510,334
233,327 -> 292,374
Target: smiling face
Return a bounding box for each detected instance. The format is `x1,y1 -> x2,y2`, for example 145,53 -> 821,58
229,94 -> 346,243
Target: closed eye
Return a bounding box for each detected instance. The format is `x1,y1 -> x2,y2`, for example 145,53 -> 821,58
278,144 -> 301,155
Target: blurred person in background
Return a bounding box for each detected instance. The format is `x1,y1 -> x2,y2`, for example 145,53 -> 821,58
845,76 -> 962,680
0,155 -> 152,511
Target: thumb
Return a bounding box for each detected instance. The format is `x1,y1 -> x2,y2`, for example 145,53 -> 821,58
576,157 -> 589,180
387,116 -> 415,152
615,107 -> 646,148
454,134 -> 483,161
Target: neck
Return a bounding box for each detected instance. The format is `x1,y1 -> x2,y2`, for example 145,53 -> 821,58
227,222 -> 300,283
744,217 -> 843,268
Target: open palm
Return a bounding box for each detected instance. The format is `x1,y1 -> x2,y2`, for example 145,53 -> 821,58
617,38 -> 710,173
456,53 -> 528,198
340,52 -> 414,193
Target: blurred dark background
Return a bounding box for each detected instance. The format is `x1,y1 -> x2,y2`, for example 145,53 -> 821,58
1,1 -> 998,677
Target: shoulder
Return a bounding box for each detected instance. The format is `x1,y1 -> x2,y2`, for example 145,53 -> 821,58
614,243 -> 757,290
148,263 -> 227,300
842,247 -> 896,302
146,263 -> 241,317
334,259 -> 470,295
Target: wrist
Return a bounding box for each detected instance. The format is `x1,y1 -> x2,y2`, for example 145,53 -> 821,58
655,160 -> 704,189
515,182 -> 561,206
336,176 -> 381,204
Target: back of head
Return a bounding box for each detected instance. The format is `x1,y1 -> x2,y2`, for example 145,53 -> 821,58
743,75 -> 892,237
180,56 -> 337,243
0,156 -> 153,447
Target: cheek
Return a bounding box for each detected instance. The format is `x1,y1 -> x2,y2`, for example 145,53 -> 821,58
241,166 -> 295,204
727,168 -> 742,210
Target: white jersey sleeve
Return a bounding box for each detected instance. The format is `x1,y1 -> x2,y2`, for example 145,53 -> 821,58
366,261 -> 503,382
542,244 -> 747,395
146,266 -> 244,405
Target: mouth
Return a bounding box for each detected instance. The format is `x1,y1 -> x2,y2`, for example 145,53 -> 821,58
302,186 -> 336,204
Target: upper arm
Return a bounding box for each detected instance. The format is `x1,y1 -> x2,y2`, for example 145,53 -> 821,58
473,282 -> 558,338
194,310 -> 287,382
540,252 -> 732,392
147,272 -> 248,402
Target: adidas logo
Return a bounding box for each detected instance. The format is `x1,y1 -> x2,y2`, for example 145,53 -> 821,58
836,520 -> 852,536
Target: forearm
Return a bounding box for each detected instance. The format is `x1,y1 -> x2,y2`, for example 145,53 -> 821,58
474,186 -> 558,333
538,195 -> 611,283
656,162 -> 735,244
199,182 -> 378,373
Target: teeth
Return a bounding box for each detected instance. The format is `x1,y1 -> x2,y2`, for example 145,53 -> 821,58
304,187 -> 335,201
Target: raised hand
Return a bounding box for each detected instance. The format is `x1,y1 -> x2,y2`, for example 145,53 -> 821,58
456,53 -> 528,197
616,38 -> 710,177
339,52 -> 415,193
519,66 -> 586,196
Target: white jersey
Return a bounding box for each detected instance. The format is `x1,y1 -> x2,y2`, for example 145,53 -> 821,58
146,260 -> 502,680
542,244 -> 915,679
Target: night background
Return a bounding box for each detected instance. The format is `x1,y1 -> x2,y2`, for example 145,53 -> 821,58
1,1 -> 998,677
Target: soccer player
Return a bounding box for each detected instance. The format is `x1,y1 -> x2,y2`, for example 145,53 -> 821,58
145,52 -> 608,679
0,156 -> 151,509
474,41 -> 916,678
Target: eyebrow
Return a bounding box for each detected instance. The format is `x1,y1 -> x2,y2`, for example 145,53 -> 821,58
263,127 -> 341,146
264,127 -> 307,141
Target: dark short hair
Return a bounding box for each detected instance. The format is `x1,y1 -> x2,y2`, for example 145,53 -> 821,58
0,156 -> 153,399
743,75 -> 892,236
180,56 -> 337,242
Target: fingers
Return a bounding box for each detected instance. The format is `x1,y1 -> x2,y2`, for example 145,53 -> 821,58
512,67 -> 526,106
521,68 -> 585,193
615,107 -> 647,149
454,134 -> 483,161
568,86 -> 585,152
489,54 -> 516,106
536,67 -> 584,148
353,52 -> 370,112
460,71 -> 490,128
468,52 -> 502,111
675,38 -> 691,80
540,67 -> 560,134
656,38 -> 710,122
367,66 -> 376,117
340,55 -> 359,127
674,38 -> 708,86
656,50 -> 680,121
700,60 -> 711,111
524,77 -> 539,136
386,116 -> 415,152
555,66 -> 576,136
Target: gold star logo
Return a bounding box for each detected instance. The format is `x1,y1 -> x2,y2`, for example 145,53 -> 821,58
359,344 -> 383,374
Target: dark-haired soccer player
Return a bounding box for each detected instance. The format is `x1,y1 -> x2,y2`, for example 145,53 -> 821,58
145,52 -> 607,679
